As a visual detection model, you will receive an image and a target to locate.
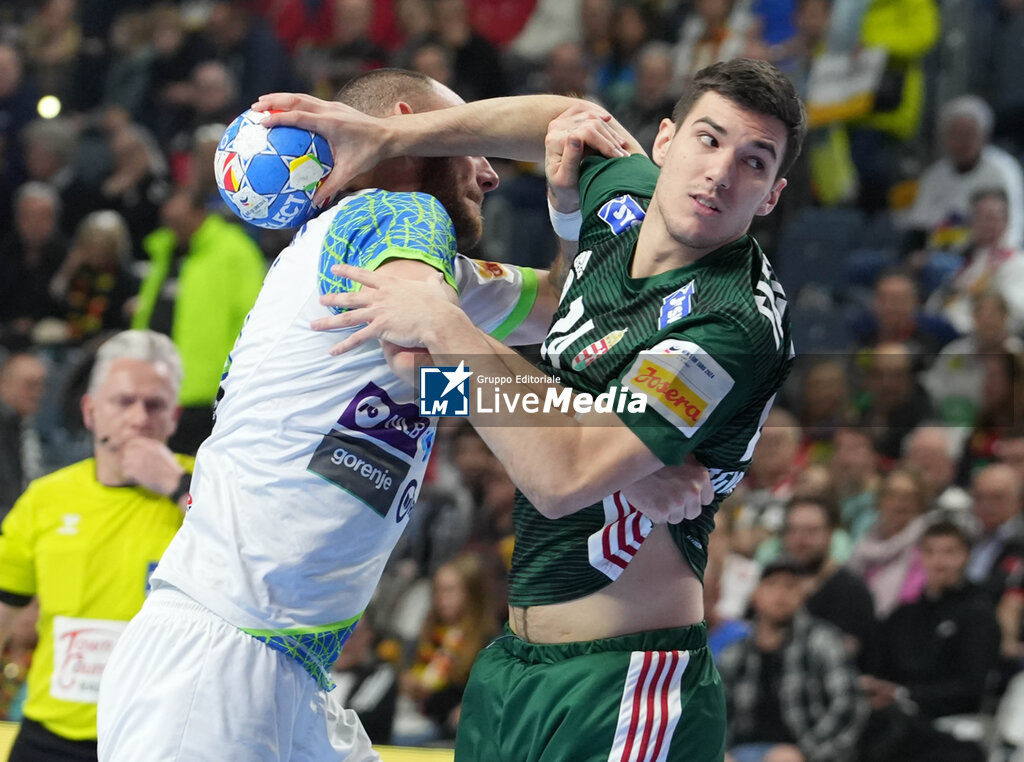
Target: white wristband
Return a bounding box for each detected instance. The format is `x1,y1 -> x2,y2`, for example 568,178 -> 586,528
548,199 -> 582,242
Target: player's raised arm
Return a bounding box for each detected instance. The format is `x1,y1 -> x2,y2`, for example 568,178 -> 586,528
253,91 -> 639,204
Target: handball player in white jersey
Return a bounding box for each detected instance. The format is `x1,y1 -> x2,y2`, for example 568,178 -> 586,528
98,69 -> 710,762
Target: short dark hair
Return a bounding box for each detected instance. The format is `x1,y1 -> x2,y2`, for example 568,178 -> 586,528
335,68 -> 440,117
970,186 -> 1009,211
671,58 -> 807,179
920,518 -> 972,551
785,494 -> 839,530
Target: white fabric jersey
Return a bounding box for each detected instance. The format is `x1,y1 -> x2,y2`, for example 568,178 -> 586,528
903,145 -> 1024,247
151,189 -> 536,684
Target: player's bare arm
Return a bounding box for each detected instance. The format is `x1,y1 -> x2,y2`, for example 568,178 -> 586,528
316,263 -> 711,523
253,92 -> 635,204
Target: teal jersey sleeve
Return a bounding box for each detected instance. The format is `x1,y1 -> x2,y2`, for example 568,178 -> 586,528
318,190 -> 458,313
613,315 -> 756,466
578,154 -> 660,222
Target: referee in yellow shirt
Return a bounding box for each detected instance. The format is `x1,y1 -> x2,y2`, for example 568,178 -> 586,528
0,330 -> 193,761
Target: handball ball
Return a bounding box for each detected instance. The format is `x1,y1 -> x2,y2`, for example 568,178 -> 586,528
214,109 -> 333,229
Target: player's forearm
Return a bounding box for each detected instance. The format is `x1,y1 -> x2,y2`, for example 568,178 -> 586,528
420,316 -> 635,516
381,95 -> 586,164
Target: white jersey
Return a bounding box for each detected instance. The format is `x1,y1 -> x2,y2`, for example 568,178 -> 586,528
152,189 -> 537,687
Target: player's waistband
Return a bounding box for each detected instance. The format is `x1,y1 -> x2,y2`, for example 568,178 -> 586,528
147,584 -> 360,692
492,621 -> 708,664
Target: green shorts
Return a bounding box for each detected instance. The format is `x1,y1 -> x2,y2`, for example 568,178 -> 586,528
454,621 -> 725,762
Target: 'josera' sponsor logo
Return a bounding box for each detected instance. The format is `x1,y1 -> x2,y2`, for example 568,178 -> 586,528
630,361 -> 706,424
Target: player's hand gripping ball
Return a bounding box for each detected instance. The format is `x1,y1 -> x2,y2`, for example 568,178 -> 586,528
214,109 -> 333,229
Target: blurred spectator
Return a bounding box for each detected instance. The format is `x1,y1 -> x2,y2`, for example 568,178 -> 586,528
859,520 -> 998,762
21,118 -> 99,235
131,188 -> 266,455
391,0 -> 437,69
329,616 -> 399,745
0,182 -> 67,347
673,0 -> 755,84
399,553 -> 499,742
831,426 -> 882,540
853,342 -> 937,460
731,408 -> 803,557
718,557 -> 868,762
996,430 -> 1024,487
958,353 -> 1024,479
101,10 -> 154,119
98,124 -> 171,256
966,463 -> 1024,603
202,0 -> 295,107
704,513 -> 754,657
591,0 -> 651,111
435,0 -> 509,101
408,41 -> 456,89
47,210 -> 139,344
922,292 -> 1024,427
535,41 -> 596,98
901,426 -> 972,513
795,358 -> 850,459
0,330 -> 192,762
901,95 -> 1024,252
21,0 -> 81,104
506,0 -> 582,65
778,496 -> 873,668
0,43 -> 38,213
300,0 -> 387,99
617,41 -> 677,153
852,270 -> 957,358
142,4 -> 213,147
925,188 -> 1024,335
848,466 -> 930,617
0,352 -> 47,521
847,0 -> 939,212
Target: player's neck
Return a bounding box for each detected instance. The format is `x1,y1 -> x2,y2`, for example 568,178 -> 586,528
632,206 -> 735,278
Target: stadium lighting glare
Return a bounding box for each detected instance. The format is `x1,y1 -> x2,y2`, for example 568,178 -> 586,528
37,95 -> 62,119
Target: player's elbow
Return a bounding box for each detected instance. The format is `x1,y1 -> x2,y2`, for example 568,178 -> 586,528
521,474 -> 593,520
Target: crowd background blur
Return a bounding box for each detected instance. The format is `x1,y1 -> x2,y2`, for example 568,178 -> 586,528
2,0 -> 1024,757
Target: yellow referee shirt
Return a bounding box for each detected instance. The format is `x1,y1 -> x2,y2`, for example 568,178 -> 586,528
0,456 -> 191,741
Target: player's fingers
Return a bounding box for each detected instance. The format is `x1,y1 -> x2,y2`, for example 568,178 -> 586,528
329,325 -> 375,355
253,93 -> 329,114
260,108 -> 323,131
313,172 -> 350,208
330,263 -> 380,288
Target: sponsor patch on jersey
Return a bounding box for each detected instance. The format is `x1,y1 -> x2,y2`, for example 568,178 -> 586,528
598,195 -> 645,235
658,281 -> 695,328
572,329 -> 628,371
624,340 -> 734,435
338,382 -> 430,458
307,431 -> 411,518
473,260 -> 510,280
573,250 -> 592,279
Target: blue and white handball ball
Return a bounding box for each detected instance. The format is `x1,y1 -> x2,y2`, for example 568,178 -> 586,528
214,109 -> 333,229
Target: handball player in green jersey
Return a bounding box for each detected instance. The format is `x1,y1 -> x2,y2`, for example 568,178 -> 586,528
275,58 -> 806,762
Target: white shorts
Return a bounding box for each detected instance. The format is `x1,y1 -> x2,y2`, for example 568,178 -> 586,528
97,585 -> 379,762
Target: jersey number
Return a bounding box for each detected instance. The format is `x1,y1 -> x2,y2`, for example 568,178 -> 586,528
540,297 -> 594,371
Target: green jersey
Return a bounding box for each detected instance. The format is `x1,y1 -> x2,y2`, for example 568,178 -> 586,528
508,154 -> 794,607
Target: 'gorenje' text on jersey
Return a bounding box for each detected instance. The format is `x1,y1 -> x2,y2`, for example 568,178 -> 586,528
152,190 -> 537,687
509,155 -> 793,607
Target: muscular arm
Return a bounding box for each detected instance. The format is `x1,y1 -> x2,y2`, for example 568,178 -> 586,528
322,270 -> 677,518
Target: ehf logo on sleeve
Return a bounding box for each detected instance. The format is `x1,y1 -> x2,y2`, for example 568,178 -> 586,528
419,361 -> 471,416
659,281 -> 695,328
598,195 -> 646,235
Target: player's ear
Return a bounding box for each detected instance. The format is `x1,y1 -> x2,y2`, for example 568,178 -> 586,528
651,118 -> 676,168
392,101 -> 415,116
81,393 -> 95,432
756,178 -> 787,217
